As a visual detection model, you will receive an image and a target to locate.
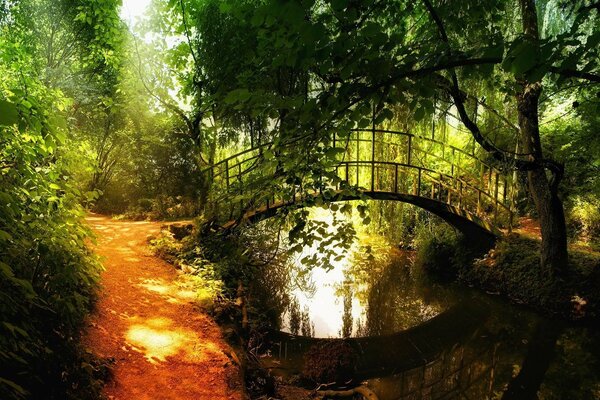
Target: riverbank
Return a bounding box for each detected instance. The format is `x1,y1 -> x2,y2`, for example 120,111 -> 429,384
416,222 -> 600,323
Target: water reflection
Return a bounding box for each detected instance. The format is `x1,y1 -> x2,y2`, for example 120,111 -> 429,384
257,209 -> 600,399
282,231 -> 449,338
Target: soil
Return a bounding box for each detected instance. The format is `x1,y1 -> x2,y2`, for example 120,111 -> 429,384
82,215 -> 243,400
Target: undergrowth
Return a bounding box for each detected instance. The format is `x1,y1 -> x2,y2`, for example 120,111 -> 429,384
148,226 -> 226,310
1,113 -> 104,398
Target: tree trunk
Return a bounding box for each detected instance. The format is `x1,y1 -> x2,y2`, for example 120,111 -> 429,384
518,0 -> 568,276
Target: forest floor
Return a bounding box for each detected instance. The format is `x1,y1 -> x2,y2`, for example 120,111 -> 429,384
514,216 -> 600,256
82,215 -> 242,400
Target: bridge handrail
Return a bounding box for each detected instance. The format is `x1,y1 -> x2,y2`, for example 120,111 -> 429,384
349,128 -> 498,172
208,129 -> 505,180
207,132 -> 512,202
335,160 -> 511,214
203,128 -> 516,229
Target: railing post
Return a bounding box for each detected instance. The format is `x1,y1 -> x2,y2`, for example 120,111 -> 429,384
356,132 -> 360,186
407,135 -> 412,165
225,160 -> 230,189
394,164 -> 398,193
239,163 -> 243,218
346,162 -> 349,185
371,126 -> 375,192
494,173 -> 499,223
417,168 -> 422,197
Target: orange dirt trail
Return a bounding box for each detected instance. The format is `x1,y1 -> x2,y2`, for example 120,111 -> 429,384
83,215 -> 242,400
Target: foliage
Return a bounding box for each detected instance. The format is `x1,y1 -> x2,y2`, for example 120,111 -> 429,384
149,228 -> 225,307
421,230 -> 600,320
568,195 -> 600,243
156,0 -> 600,275
0,46 -> 102,400
413,218 -> 463,279
0,0 -> 132,398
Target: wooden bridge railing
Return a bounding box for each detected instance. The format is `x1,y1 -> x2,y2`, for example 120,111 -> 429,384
203,129 -> 516,231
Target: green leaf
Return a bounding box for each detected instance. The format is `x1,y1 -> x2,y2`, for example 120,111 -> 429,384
0,100 -> 18,126
0,261 -> 14,277
0,230 -> 12,242
224,89 -> 251,104
0,378 -> 27,396
503,38 -> 538,76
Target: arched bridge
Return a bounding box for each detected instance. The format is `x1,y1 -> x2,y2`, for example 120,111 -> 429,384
203,128 -> 516,247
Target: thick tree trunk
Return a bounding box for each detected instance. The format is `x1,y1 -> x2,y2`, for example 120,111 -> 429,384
518,0 -> 568,276
516,84 -> 568,276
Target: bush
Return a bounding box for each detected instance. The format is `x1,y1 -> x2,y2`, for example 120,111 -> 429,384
461,234 -> 600,319
1,103 -> 102,398
149,227 -> 225,309
117,196 -> 200,221
569,195 -> 600,243
413,222 -> 464,279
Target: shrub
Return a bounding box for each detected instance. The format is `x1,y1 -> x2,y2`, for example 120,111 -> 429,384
413,222 -> 463,279
569,195 -> 600,243
1,104 -> 103,398
149,228 -> 224,309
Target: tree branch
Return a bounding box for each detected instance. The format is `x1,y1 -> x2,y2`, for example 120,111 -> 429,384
548,67 -> 600,83
422,0 -> 564,177
129,28 -> 209,165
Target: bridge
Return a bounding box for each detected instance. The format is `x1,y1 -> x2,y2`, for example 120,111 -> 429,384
202,128 -> 516,247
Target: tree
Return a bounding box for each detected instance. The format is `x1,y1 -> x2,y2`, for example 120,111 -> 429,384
189,0 -> 599,275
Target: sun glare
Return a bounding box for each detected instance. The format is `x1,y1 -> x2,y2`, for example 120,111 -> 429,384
120,0 -> 152,25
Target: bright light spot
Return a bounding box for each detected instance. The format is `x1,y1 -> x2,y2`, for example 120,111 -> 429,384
126,318 -> 188,363
138,278 -> 199,303
287,207 -> 365,338
120,0 -> 152,26
125,317 -> 206,363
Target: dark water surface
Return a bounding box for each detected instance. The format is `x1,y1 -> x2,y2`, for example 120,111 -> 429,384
264,234 -> 600,399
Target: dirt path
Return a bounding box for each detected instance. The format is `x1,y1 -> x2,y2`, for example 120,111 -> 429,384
83,215 -> 242,400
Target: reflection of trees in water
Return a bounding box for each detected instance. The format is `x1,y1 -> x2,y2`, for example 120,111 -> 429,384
347,245 -> 445,336
241,222 -> 296,330
340,279 -> 353,338
287,297 -> 315,337
537,327 -> 600,400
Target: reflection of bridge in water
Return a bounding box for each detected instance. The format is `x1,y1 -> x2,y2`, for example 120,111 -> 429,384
204,129 -> 516,246
261,300 -> 498,400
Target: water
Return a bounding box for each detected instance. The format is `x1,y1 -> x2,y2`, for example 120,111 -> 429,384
262,225 -> 600,399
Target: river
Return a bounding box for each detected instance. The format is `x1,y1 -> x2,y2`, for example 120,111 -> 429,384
256,213 -> 600,399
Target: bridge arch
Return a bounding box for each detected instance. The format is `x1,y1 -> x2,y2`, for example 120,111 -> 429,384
203,129 -> 515,248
